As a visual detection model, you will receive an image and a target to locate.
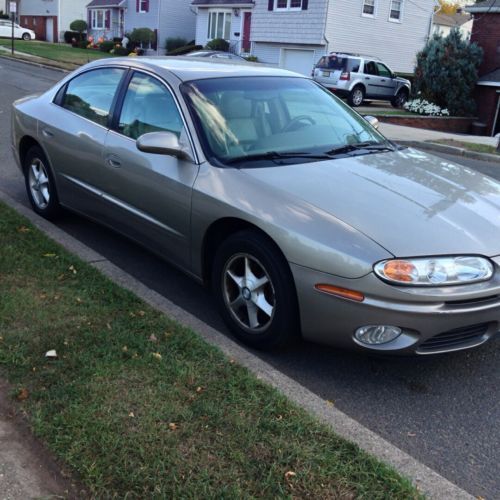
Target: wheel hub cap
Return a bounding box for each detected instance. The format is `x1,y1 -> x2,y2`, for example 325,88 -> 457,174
242,287 -> 252,300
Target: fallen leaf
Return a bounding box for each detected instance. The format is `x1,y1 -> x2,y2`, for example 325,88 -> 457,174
128,412 -> 135,418
168,422 -> 178,430
17,388 -> 29,401
17,226 -> 31,233
229,359 -> 235,364
326,400 -> 335,407
407,432 -> 416,437
284,471 -> 296,480
68,265 -> 77,275
76,297 -> 82,303
45,349 -> 58,359
106,323 -> 112,330
149,334 -> 158,343
196,386 -> 204,393
138,310 -> 146,317
276,415 -> 283,421
152,352 -> 162,361
43,253 -> 56,258
122,346 -> 128,352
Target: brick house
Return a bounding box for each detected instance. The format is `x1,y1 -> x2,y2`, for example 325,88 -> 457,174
191,0 -> 436,75
466,0 -> 500,136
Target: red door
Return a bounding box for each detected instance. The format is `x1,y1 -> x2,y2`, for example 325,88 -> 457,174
242,12 -> 251,52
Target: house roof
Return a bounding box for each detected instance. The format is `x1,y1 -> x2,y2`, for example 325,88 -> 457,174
477,68 -> 500,87
191,0 -> 254,5
86,0 -> 125,8
433,12 -> 472,27
465,0 -> 500,14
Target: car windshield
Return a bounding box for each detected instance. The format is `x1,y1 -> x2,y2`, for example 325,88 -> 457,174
181,76 -> 388,166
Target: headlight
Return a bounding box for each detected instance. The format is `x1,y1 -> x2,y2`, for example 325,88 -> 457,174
374,256 -> 494,286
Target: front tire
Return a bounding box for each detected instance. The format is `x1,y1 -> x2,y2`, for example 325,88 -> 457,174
392,89 -> 409,108
24,146 -> 61,219
348,86 -> 365,107
212,230 -> 299,350
22,33 -> 31,41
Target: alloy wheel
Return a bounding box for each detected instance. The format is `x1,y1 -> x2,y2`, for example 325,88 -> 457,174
352,89 -> 363,106
28,158 -> 50,209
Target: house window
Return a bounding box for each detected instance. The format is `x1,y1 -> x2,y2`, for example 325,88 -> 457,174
389,0 -> 402,21
362,0 -> 376,16
207,10 -> 231,40
275,0 -> 302,10
91,10 -> 105,29
139,0 -> 149,13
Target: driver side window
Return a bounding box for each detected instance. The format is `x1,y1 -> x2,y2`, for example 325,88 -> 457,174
118,72 -> 184,140
363,61 -> 378,76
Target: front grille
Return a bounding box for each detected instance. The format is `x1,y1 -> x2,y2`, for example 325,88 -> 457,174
418,323 -> 490,353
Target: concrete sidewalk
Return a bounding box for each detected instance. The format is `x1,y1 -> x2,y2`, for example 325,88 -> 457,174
379,122 -> 498,147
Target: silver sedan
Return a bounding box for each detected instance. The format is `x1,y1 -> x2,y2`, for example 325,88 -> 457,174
11,57 -> 500,355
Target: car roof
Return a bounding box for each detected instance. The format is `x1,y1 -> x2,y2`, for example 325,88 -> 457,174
85,56 -> 302,81
327,52 -> 382,61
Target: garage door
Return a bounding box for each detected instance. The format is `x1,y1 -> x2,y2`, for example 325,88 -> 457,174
281,49 -> 315,76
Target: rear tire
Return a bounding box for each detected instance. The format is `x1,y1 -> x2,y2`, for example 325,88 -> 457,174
22,33 -> 31,41
212,230 -> 299,350
24,146 -> 61,220
348,85 -> 365,107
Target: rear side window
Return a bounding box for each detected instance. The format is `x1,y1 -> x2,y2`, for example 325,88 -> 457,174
62,68 -> 125,127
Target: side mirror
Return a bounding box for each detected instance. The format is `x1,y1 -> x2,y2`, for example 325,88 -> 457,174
136,131 -> 193,161
364,115 -> 380,130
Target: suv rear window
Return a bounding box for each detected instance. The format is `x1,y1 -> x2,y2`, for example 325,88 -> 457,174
316,56 -> 361,72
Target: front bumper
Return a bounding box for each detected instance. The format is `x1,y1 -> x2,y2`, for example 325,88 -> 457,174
291,260 -> 500,355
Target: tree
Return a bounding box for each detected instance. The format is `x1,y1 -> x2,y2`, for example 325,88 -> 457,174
413,28 -> 483,116
129,28 -> 155,48
69,19 -> 87,41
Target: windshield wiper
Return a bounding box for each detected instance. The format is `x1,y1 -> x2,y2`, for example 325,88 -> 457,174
325,142 -> 395,157
225,151 -> 332,165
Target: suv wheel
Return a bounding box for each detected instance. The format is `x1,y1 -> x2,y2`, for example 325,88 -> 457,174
392,89 -> 409,108
348,86 -> 364,107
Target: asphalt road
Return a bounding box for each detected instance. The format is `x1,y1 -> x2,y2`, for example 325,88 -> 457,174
1,57 -> 499,498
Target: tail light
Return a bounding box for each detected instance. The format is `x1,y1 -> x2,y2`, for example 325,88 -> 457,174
340,72 -> 350,81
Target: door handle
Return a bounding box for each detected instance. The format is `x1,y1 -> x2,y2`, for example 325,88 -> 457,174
365,77 -> 370,80
381,79 -> 386,82
106,156 -> 122,168
42,128 -> 54,138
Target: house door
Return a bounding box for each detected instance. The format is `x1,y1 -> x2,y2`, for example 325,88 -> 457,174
242,12 -> 251,52
45,17 -> 53,42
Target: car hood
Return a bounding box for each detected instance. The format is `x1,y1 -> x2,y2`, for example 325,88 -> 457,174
242,148 -> 500,258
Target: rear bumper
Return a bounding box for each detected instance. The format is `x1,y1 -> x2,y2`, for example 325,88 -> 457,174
291,261 -> 500,355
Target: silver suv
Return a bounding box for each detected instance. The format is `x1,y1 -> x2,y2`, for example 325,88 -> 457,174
313,52 -> 411,108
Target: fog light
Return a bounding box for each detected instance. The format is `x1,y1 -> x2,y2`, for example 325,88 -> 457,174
355,325 -> 402,345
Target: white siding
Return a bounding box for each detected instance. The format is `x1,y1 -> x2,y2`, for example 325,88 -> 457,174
194,7 -> 241,51
194,8 -> 209,46
19,0 -> 58,16
160,0 -> 196,50
251,0 -> 329,45
324,0 -> 435,73
59,0 -> 88,40
253,41 -> 325,71
125,0 -> 159,34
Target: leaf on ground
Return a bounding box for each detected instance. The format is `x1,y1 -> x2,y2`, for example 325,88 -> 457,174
152,352 -> 162,361
17,388 -> 29,401
68,265 -> 77,275
43,253 -> 56,258
284,471 -> 296,480
45,349 -> 58,359
17,226 -> 30,233
148,334 -> 158,343
168,423 -> 178,431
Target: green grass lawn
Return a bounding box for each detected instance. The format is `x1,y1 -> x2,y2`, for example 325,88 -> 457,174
0,201 -> 421,498
431,139 -> 499,156
0,39 -> 112,65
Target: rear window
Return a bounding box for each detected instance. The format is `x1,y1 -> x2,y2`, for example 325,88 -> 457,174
316,56 -> 361,73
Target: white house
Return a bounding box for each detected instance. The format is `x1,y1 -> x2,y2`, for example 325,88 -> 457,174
18,0 -> 88,42
192,0 -> 436,75
432,12 -> 472,40
86,0 -> 195,52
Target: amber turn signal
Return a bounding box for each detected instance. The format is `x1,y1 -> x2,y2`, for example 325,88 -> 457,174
314,284 -> 365,302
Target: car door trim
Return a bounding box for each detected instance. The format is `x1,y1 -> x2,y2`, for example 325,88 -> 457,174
61,173 -> 184,237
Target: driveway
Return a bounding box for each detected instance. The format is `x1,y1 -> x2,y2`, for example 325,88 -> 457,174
1,57 -> 499,499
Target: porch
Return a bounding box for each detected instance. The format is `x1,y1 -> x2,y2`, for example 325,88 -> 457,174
87,0 -> 126,41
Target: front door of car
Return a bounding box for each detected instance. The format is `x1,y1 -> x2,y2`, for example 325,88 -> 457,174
375,62 -> 398,97
102,71 -> 199,269
40,67 -> 126,219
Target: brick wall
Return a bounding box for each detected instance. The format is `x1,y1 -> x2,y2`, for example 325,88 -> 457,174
474,86 -> 499,135
470,13 -> 500,77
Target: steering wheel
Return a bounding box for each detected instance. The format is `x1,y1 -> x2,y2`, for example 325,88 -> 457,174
282,115 -> 316,133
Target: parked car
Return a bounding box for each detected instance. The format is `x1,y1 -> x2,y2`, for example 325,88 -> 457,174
0,20 -> 36,41
11,57 -> 500,355
186,50 -> 247,61
313,52 -> 410,108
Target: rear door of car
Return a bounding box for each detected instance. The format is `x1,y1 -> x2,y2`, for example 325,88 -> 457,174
102,70 -> 199,269
41,66 -> 127,219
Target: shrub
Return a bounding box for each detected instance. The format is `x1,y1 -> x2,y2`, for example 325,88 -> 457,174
113,37 -> 123,44
205,38 -> 229,52
166,37 -> 188,52
64,30 -> 86,44
69,19 -> 87,42
99,40 -> 115,52
113,46 -> 131,56
404,98 -> 450,116
129,27 -> 155,47
244,55 -> 258,62
413,28 -> 483,116
0,11 -> 9,20
76,40 -> 88,49
167,44 -> 203,56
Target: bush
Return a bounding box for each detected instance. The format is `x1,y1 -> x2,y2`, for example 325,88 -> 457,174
129,27 -> 155,46
64,30 -> 86,44
0,11 -> 9,19
167,44 -> 203,56
75,40 -> 88,49
244,55 -> 258,62
205,38 -> 229,52
404,98 -> 449,116
69,19 -> 87,34
113,46 -> 130,56
99,40 -> 115,53
413,28 -> 483,116
113,37 -> 123,44
166,37 -> 188,52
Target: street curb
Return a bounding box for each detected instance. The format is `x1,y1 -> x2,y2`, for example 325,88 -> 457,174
0,189 -> 474,500
398,140 -> 500,164
0,53 -> 71,73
